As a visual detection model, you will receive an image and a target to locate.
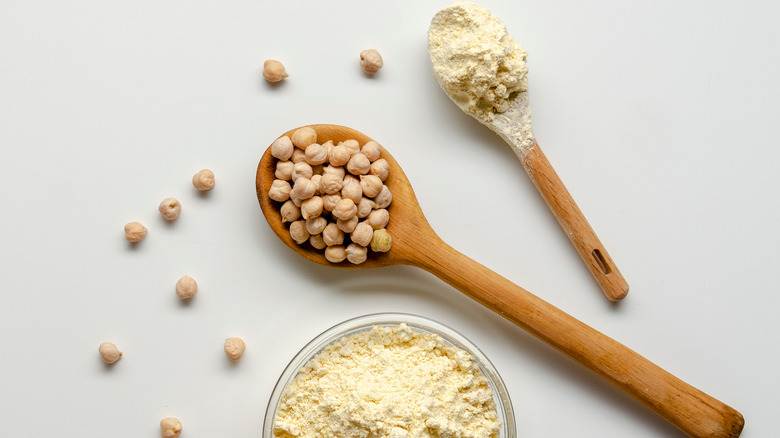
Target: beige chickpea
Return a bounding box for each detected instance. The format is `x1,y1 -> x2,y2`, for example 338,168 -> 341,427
271,135 -> 294,160
300,196 -> 324,220
290,177 -> 317,201
158,197 -> 181,221
176,275 -> 198,299
341,176 -> 363,203
124,222 -> 147,242
291,148 -> 307,163
356,198 -> 375,218
309,233 -> 326,250
322,165 -> 346,179
192,169 -> 215,191
366,208 -> 390,230
263,59 -> 288,83
360,49 -> 383,74
321,193 -> 342,212
224,337 -> 246,361
280,200 -> 301,223
291,127 -> 317,149
319,172 -> 343,194
160,417 -> 182,438
324,245 -> 347,263
361,141 -> 381,162
321,140 -> 334,156
275,161 -> 294,180
268,179 -> 292,202
305,143 -> 328,165
328,144 -> 351,167
332,198 -> 357,221
346,153 -> 371,175
305,216 -> 328,235
373,185 -> 392,209
351,222 -> 374,247
309,174 -> 322,194
369,158 -> 390,181
370,228 -> 392,252
340,139 -> 360,155
98,342 -> 122,364
359,175 -> 383,198
289,220 -> 310,244
290,195 -> 303,207
346,243 -> 368,264
291,162 -> 313,182
322,222 -> 344,246
337,215 -> 358,233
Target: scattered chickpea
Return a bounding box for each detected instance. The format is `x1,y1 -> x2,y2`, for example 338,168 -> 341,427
305,143 -> 328,165
305,216 -> 328,235
291,148 -> 307,163
322,222 -> 344,246
124,222 -> 147,242
346,243 -> 368,264
324,245 -> 347,263
224,337 -> 246,361
341,175 -> 363,203
359,175 -> 383,198
280,200 -> 301,223
291,127 -> 317,149
290,177 -> 317,201
289,220 -> 310,244
160,417 -> 182,438
369,158 -> 390,181
271,136 -> 294,160
337,215 -> 358,233
192,169 -> 215,191
321,193 -> 342,212
366,208 -> 390,230
371,228 -> 393,252
275,160 -> 294,180
360,49 -> 383,74
332,198 -> 357,221
309,233 -> 326,250
351,222 -> 374,247
373,185 -> 393,208
300,196 -> 324,219
159,198 -> 181,221
176,275 -> 198,299
268,179 -> 292,202
99,342 -> 122,364
356,197 -> 375,218
263,59 -> 288,83
291,162 -> 313,182
328,144 -> 351,167
346,153 -> 371,175
361,141 -> 382,162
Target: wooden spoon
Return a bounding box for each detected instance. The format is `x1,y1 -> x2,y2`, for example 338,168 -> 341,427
257,124 -> 743,438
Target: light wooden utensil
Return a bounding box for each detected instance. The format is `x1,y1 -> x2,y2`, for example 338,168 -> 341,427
256,125 -> 743,438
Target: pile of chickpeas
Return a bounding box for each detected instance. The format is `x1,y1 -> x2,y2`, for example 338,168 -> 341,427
268,127 -> 393,264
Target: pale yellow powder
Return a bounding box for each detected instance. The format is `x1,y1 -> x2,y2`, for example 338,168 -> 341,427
273,324 -> 501,438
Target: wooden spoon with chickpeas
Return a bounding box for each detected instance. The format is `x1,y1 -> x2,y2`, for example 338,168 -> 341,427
256,124 -> 743,438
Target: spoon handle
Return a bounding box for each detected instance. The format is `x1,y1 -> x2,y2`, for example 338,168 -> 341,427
518,142 -> 628,301
411,238 -> 744,437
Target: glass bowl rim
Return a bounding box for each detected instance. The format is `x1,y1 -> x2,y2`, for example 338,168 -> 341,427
262,312 -> 516,438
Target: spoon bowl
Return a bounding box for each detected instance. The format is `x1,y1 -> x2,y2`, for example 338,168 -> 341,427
256,124 -> 743,438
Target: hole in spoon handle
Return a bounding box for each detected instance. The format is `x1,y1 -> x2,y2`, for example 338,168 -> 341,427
592,249 -> 611,275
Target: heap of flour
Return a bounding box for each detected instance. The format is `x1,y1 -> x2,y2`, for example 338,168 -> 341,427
273,324 -> 501,438
429,1 -> 528,121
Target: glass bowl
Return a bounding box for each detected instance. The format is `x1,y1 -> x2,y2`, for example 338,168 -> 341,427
262,312 -> 515,438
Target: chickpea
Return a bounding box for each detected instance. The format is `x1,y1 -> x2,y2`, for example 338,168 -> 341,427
332,198 -> 357,221
309,174 -> 322,194
280,200 -> 301,223
176,275 -> 198,299
373,185 -> 393,208
324,245 -> 347,263
271,135 -> 294,160
351,222 -> 374,247
321,140 -> 334,157
322,165 -> 346,179
346,243 -> 368,264
275,161 -> 294,180
369,158 -> 390,181
340,139 -> 360,155
224,337 -> 246,361
192,169 -> 215,191
124,222 -> 147,242
268,179 -> 292,202
290,177 -> 317,201
263,59 -> 288,83
319,172 -> 343,194
322,223 -> 344,246
305,216 -> 328,235
328,144 -> 351,167
98,342 -> 122,364
309,233 -> 326,250
321,193 -> 342,212
361,141 -> 381,162
366,208 -> 390,230
291,127 -> 317,149
159,198 -> 181,221
360,49 -> 383,74
300,196 -> 324,219
356,198 -> 375,218
341,176 -> 363,203
160,417 -> 182,438
291,148 -> 307,163
370,228 -> 393,252
337,215 -> 358,233
291,162 -> 313,182
346,153 -> 370,175
290,195 -> 303,207
359,175 -> 383,198
289,220 -> 310,244
305,143 -> 328,165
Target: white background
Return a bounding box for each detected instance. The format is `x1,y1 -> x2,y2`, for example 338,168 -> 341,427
1,1 -> 777,437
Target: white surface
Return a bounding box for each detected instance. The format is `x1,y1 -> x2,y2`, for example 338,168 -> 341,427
0,1 -> 777,437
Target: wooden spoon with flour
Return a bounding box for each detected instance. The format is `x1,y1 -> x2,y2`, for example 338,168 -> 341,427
429,2 -> 629,301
